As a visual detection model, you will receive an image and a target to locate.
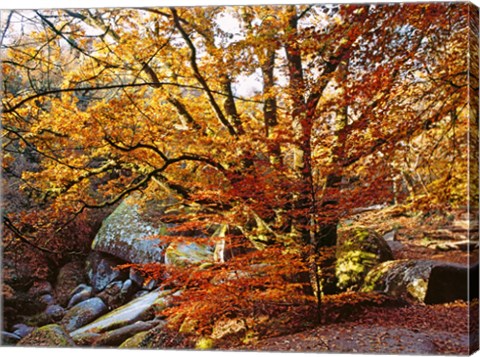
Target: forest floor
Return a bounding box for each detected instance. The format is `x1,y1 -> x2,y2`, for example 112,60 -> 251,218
242,206 -> 478,354
247,301 -> 474,354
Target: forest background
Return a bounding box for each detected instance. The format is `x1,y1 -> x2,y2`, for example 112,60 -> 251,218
1,0 -> 479,356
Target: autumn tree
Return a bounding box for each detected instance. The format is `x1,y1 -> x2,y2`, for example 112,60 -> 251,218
2,3 -> 474,322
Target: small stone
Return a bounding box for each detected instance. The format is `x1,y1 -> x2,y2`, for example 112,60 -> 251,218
44,304 -> 65,322
67,286 -> 92,309
39,294 -> 56,307
12,324 -> 34,339
387,240 -> 404,252
68,283 -> 91,299
382,230 -> 397,242
120,279 -> 136,299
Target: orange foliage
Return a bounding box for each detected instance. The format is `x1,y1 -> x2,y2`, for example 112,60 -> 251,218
1,2 -> 474,333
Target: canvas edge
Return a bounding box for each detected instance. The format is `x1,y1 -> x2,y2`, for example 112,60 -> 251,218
468,1 -> 480,355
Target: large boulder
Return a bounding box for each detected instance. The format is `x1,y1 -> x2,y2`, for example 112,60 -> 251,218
17,324 -> 75,347
361,260 -> 441,302
424,262 -> 477,304
61,297 -> 108,332
336,227 -> 393,290
90,195 -> 168,264
361,259 -> 474,304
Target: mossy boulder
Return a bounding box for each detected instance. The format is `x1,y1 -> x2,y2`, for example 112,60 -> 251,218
363,260 -> 474,304
118,323 -> 175,349
17,324 -> 75,347
336,227 -> 393,290
361,259 -> 442,302
91,194 -> 169,264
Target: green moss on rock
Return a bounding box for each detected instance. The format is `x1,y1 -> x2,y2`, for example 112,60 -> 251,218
336,227 -> 393,291
119,330 -> 150,348
195,337 -> 215,350
18,324 -> 75,347
361,259 -> 441,302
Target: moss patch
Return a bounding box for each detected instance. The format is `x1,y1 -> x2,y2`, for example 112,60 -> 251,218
361,259 -> 440,302
336,227 -> 393,290
195,337 -> 215,350
18,324 -> 75,347
119,330 -> 150,348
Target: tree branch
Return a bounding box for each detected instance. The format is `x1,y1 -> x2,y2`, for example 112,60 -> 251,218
3,81 -> 261,114
3,216 -> 62,254
171,8 -> 238,137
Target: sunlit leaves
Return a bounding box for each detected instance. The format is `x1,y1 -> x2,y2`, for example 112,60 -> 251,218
1,4 -> 471,320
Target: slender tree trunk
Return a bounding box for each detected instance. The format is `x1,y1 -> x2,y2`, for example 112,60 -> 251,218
283,6 -> 323,321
